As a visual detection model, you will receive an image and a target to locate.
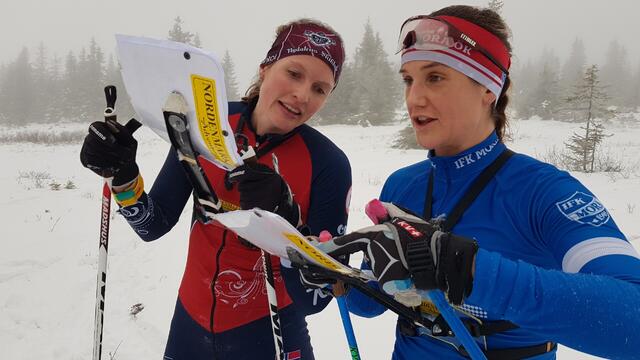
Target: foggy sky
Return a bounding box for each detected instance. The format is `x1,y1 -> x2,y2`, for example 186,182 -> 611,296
2,0 -> 639,90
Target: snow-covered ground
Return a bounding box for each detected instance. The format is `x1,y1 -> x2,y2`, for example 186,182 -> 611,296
1,118 -> 639,359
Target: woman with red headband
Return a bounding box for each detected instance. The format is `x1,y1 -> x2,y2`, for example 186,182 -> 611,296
80,19 -> 351,359
318,5 -> 640,359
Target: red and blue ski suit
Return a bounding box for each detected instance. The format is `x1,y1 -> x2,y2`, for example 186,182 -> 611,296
119,100 -> 352,360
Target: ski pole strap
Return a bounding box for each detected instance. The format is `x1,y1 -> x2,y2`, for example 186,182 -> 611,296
458,341 -> 556,360
398,317 -> 555,360
104,86 -> 117,122
113,175 -> 145,207
399,315 -> 516,338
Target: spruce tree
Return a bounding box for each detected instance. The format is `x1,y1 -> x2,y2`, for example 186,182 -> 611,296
0,48 -> 33,124
600,40 -> 632,108
631,62 -> 640,110
530,62 -> 562,119
519,49 -> 561,119
511,60 -> 539,118
32,42 -> 51,122
61,51 -> 79,121
221,50 -> 241,101
559,38 -> 586,108
168,16 -> 201,47
351,20 -> 401,125
316,61 -> 359,124
564,65 -> 612,172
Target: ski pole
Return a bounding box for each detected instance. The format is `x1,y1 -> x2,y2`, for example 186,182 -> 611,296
93,85 -> 117,360
336,297 -> 361,360
236,151 -> 284,360
263,154 -> 285,360
262,251 -> 285,360
318,230 -> 361,360
365,200 -> 487,360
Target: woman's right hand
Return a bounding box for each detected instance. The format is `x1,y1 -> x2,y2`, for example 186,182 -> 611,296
80,118 -> 142,186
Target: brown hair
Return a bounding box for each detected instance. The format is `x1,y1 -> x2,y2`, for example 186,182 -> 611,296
430,5 -> 512,141
242,18 -> 344,103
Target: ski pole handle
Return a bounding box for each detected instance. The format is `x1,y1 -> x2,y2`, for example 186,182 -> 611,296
104,85 -> 117,122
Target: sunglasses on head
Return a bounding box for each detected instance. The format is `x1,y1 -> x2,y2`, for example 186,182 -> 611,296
396,16 -> 509,76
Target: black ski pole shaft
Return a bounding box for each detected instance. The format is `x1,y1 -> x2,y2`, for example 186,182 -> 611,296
93,85 -> 117,360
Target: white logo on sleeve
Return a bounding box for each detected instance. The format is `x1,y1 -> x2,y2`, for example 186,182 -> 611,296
556,191 -> 610,227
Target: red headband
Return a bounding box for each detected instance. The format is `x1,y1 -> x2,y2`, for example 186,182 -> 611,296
436,15 -> 511,74
261,23 -> 345,84
400,15 -> 511,99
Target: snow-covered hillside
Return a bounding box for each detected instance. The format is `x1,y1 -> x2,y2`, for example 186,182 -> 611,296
2,118 -> 638,359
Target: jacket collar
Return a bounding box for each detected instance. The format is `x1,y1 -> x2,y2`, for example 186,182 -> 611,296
428,131 -> 506,180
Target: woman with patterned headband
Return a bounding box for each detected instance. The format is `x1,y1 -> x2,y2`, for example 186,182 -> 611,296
317,5 -> 640,359
80,19 -> 351,359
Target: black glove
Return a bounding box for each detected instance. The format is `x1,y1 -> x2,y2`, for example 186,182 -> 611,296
80,118 -> 142,186
227,162 -> 300,227
316,202 -> 478,305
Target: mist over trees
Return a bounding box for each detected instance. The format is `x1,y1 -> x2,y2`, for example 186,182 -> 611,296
317,19 -> 402,126
511,38 -> 640,120
221,50 -> 241,101
0,16 -> 639,129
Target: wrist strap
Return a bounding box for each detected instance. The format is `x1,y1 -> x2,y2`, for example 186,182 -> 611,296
114,175 -> 144,207
405,240 -> 438,290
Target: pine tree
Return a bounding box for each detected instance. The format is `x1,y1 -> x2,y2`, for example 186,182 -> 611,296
31,42 -> 51,122
559,38 -> 586,105
487,0 -> 504,13
316,61 -> 359,124
350,20 -> 401,125
564,65 -> 612,172
193,33 -> 202,48
47,53 -> 65,121
74,39 -> 106,121
631,62 -> 640,110
221,50 -> 240,100
61,50 -> 79,120
0,48 -> 34,124
519,49 -> 562,119
600,40 -> 632,108
530,62 -> 562,119
511,60 -> 538,118
168,16 -> 200,47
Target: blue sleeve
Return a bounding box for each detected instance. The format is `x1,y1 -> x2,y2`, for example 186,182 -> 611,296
467,170 -> 640,358
469,250 -> 640,359
282,141 -> 352,316
119,147 -> 193,241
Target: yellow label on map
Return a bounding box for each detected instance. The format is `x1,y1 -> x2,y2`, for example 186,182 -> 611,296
221,200 -> 240,212
419,300 -> 440,316
284,233 -> 342,271
191,74 -> 234,168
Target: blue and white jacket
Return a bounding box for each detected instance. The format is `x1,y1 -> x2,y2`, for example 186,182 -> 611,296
345,132 -> 640,359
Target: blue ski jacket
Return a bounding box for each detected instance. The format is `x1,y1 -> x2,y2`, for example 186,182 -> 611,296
345,131 -> 640,359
